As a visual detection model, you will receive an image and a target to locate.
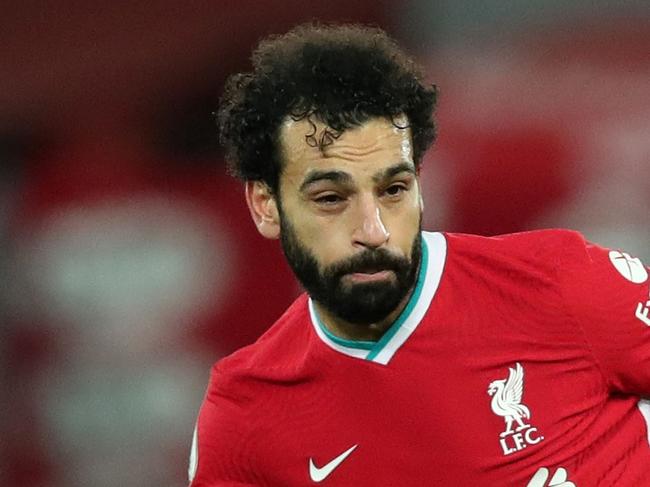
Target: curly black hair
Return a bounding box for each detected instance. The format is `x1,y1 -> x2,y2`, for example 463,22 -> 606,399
217,23 -> 438,193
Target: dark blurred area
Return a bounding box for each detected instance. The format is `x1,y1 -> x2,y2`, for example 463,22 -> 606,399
0,2 -> 648,486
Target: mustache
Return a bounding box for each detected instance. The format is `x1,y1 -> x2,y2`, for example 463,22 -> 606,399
325,248 -> 409,279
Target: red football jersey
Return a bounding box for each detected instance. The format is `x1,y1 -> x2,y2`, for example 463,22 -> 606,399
189,230 -> 650,486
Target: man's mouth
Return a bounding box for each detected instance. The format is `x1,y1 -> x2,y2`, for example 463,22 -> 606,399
344,269 -> 395,283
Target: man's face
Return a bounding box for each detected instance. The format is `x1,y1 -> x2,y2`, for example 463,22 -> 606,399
276,116 -> 423,325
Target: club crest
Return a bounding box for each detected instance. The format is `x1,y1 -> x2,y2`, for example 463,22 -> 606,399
487,363 -> 544,455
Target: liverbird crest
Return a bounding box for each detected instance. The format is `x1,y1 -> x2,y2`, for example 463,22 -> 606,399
487,362 -> 531,437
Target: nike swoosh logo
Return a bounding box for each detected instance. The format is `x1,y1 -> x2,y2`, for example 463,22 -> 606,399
309,444 -> 358,482
526,467 -> 576,487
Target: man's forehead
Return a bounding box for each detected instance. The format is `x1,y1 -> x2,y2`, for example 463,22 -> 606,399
279,115 -> 413,168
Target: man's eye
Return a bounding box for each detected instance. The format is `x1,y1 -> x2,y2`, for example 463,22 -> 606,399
315,194 -> 343,204
385,184 -> 406,197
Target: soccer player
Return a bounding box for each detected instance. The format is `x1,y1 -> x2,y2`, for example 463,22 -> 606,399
188,24 -> 650,486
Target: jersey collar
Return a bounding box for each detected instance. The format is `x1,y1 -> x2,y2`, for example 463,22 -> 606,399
308,231 -> 447,365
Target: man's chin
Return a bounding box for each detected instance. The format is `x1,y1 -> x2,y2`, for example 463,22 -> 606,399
333,306 -> 397,326
326,290 -> 404,325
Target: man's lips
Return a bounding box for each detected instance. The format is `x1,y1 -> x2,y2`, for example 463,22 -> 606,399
344,270 -> 395,283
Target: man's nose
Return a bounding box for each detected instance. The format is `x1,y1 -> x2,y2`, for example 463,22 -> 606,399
351,196 -> 390,249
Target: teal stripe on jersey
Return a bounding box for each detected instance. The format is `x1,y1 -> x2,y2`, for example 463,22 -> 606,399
313,311 -> 377,350
366,235 -> 429,361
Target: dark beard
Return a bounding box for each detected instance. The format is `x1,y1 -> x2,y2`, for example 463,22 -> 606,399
279,215 -> 422,326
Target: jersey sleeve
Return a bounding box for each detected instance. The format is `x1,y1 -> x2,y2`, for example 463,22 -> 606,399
188,365 -> 261,487
559,232 -> 650,396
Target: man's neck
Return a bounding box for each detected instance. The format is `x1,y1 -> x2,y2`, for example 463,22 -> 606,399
313,286 -> 415,343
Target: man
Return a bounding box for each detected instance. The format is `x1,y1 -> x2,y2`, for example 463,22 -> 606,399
188,24 -> 650,486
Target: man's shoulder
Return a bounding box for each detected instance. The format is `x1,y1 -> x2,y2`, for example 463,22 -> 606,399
442,228 -> 586,259
207,293 -> 315,400
437,229 -> 589,283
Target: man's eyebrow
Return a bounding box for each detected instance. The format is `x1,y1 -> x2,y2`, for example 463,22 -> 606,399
372,162 -> 416,183
299,170 -> 352,192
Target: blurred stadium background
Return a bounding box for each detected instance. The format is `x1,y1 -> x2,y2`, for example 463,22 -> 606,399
0,1 -> 648,486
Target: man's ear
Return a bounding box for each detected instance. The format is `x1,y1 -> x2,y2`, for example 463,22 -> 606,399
245,181 -> 281,239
